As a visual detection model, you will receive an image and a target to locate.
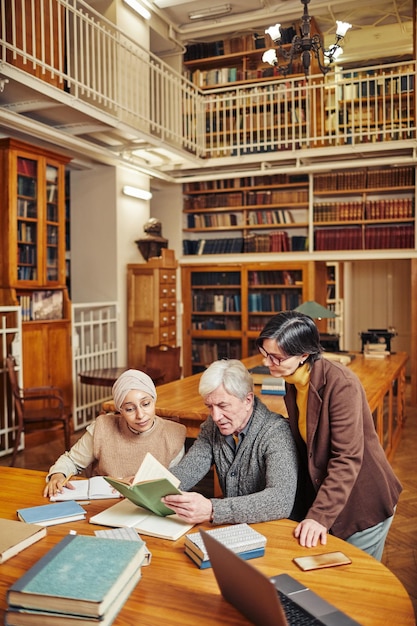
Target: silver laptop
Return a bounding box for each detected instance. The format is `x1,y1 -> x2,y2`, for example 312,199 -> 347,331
200,529 -> 361,626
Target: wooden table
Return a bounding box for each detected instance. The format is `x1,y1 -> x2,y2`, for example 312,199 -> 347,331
102,352 -> 408,459
79,366 -> 165,387
0,467 -> 414,626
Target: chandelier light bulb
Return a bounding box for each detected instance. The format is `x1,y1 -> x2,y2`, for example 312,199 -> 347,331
265,24 -> 282,42
262,49 -> 278,65
335,20 -> 352,38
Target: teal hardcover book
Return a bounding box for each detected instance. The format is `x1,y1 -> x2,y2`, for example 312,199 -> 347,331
16,501 -> 86,526
7,534 -> 145,618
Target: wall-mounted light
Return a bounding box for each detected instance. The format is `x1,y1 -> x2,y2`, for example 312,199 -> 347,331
189,4 -> 232,21
123,185 -> 153,200
123,0 -> 151,20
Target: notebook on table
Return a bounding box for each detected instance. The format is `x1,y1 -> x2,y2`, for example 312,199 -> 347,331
200,529 -> 361,626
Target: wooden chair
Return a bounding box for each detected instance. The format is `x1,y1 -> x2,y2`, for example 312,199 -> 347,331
145,344 -> 181,384
6,355 -> 72,467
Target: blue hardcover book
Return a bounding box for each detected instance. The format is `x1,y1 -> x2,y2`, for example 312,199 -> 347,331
7,534 -> 145,618
185,546 -> 265,569
17,501 -> 87,526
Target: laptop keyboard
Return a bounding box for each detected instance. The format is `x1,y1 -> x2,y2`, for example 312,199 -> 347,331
278,591 -> 322,626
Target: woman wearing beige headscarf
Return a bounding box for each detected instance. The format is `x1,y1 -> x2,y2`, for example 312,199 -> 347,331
43,369 -> 186,498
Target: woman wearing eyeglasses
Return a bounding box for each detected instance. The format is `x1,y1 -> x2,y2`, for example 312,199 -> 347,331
43,369 -> 186,498
256,311 -> 402,561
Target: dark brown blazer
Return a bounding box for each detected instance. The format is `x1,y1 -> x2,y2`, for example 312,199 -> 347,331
284,357 -> 402,540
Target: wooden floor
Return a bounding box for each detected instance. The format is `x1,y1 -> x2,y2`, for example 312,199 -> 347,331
1,398 -> 416,620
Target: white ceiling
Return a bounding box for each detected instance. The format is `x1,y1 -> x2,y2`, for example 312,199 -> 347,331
150,0 -> 414,63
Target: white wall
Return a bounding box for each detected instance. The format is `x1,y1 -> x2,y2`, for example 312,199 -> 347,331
344,259 -> 411,373
70,164 -> 151,363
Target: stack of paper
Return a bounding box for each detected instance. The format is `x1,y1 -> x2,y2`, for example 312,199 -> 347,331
184,523 -> 266,569
6,534 -> 146,626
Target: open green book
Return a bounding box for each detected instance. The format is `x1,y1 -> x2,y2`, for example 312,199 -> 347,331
104,453 -> 182,517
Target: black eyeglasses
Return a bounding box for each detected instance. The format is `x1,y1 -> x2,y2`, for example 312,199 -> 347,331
258,346 -> 293,366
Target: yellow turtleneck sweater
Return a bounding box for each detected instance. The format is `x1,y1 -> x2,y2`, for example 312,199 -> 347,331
283,363 -> 311,443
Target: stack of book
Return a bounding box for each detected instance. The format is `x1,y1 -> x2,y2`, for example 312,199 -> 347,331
364,343 -> 390,359
5,534 -> 146,626
260,376 -> 286,396
184,523 -> 266,569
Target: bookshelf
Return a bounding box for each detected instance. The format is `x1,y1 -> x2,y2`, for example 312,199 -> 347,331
336,65 -> 415,144
183,173 -> 309,255
183,22 -> 322,88
313,166 -> 415,252
183,24 -> 322,159
0,138 -> 72,406
181,261 -> 327,376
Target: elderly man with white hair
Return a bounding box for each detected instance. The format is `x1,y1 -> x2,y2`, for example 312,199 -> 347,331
43,369 -> 186,498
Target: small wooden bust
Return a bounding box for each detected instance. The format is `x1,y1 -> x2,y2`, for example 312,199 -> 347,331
135,218 -> 168,261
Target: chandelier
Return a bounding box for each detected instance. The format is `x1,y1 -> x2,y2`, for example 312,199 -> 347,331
262,0 -> 352,80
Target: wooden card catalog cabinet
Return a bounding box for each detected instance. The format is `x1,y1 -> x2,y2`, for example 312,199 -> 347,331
127,250 -> 177,367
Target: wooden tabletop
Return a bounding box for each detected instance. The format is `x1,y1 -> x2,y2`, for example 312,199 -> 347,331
79,366 -> 165,387
0,467 -> 414,626
102,352 -> 409,442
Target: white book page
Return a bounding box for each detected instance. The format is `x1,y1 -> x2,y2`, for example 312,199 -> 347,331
132,452 -> 180,488
50,476 -> 120,501
89,499 -> 193,540
50,479 -> 89,501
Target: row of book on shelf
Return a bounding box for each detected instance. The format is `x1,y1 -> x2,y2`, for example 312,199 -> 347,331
313,198 -> 414,222
188,66 -> 282,87
314,224 -> 414,251
183,232 -> 308,255
192,317 -> 242,331
192,293 -> 241,313
191,271 -> 241,286
183,173 -> 308,192
192,340 -> 242,364
248,270 -> 302,285
18,290 -> 64,321
184,33 -> 275,61
314,166 -> 414,191
248,292 -> 302,313
184,189 -> 308,210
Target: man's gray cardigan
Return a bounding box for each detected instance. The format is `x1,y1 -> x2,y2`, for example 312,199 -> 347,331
170,397 -> 298,525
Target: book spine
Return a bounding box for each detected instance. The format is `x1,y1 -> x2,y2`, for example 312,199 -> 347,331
185,546 -> 266,568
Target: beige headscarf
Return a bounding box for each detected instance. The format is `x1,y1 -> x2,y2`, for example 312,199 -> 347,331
112,369 -> 157,410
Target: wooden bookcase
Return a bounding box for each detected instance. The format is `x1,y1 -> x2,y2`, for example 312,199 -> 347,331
313,166 -> 415,251
127,250 -> 178,367
183,173 -> 309,255
181,260 -> 327,376
182,166 -> 416,256
0,138 -> 72,406
183,23 -> 322,158
336,65 -> 415,143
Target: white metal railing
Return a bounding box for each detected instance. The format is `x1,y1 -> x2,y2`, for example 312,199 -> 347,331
0,307 -> 22,458
72,302 -> 118,431
0,0 -> 416,159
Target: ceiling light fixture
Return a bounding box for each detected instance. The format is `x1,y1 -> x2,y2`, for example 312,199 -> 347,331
262,0 -> 351,80
189,4 -> 232,21
123,0 -> 151,20
122,185 -> 153,200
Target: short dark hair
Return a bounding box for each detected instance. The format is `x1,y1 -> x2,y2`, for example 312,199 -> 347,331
256,311 -> 322,364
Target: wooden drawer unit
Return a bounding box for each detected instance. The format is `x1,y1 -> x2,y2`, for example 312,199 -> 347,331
127,251 -> 178,366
